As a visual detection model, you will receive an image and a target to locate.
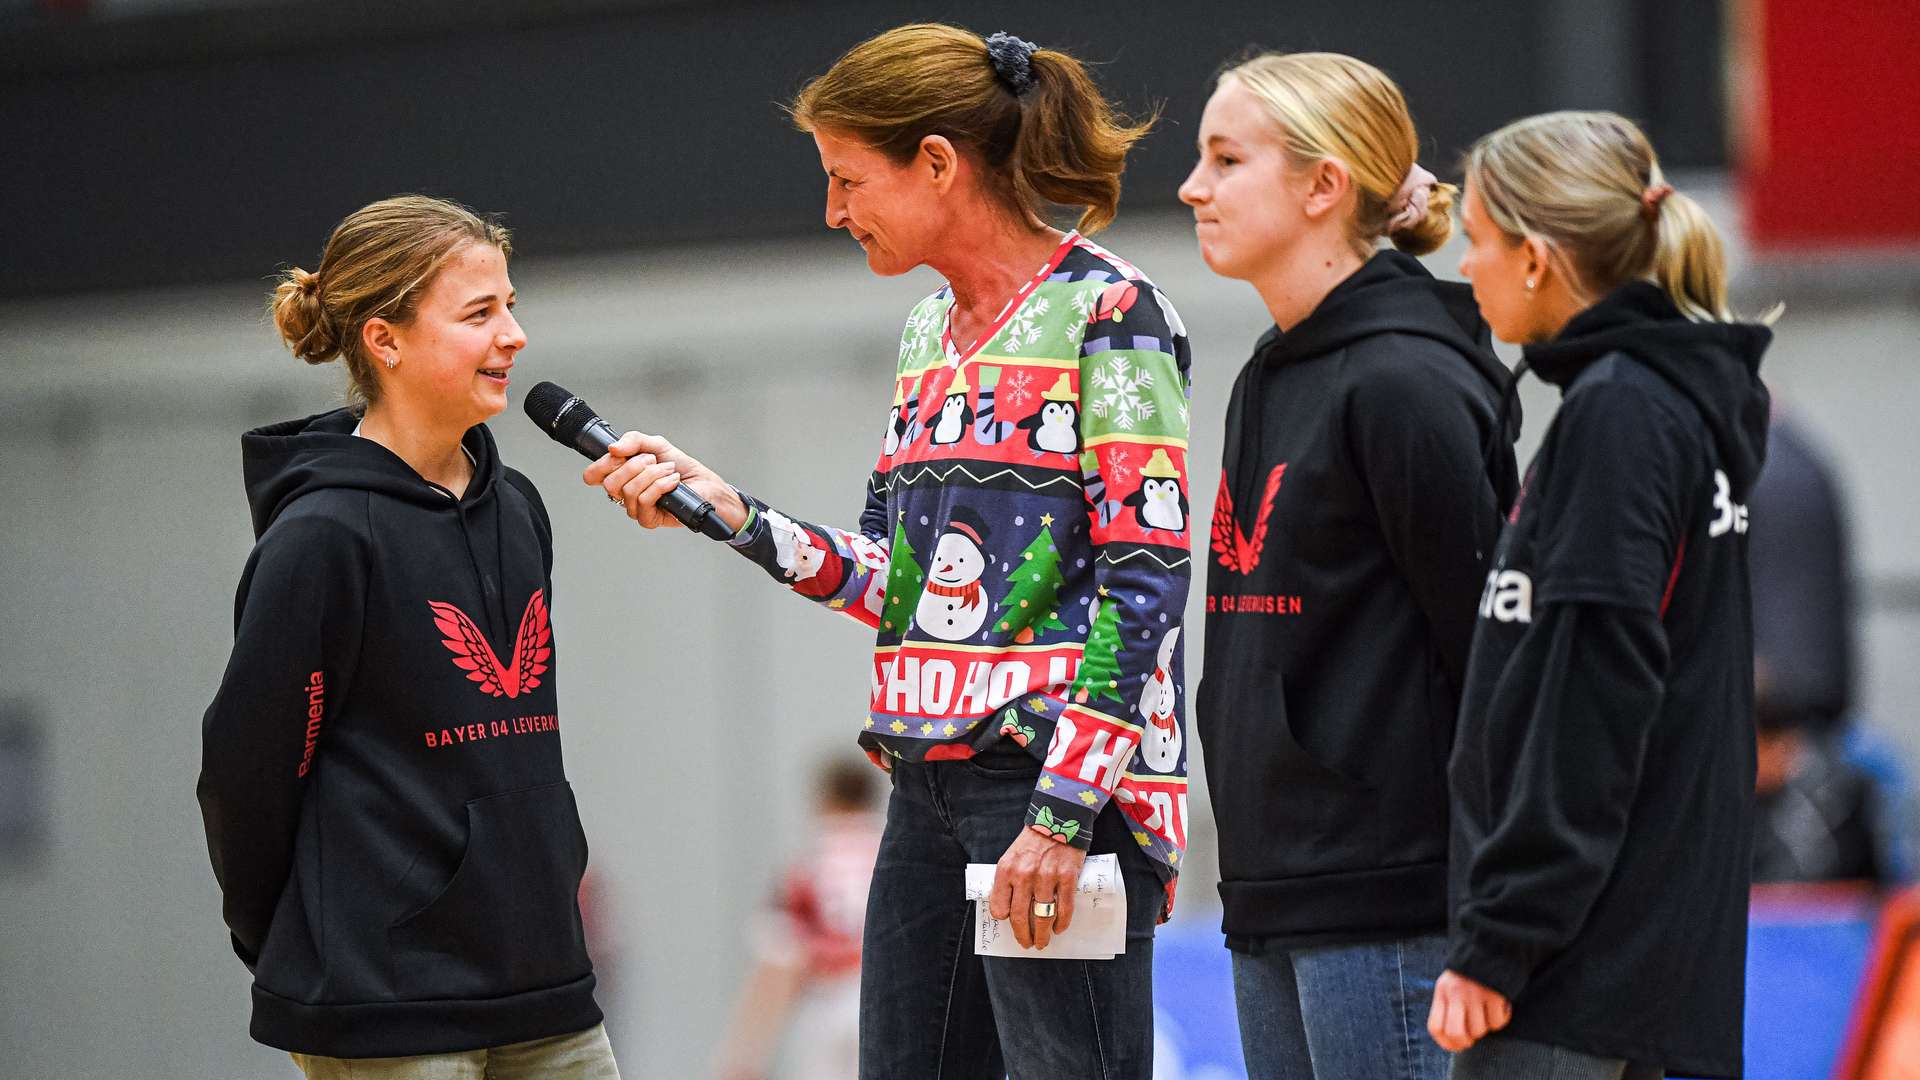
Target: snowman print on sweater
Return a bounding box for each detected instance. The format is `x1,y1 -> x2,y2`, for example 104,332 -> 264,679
915,509 -> 993,642
1138,627 -> 1181,772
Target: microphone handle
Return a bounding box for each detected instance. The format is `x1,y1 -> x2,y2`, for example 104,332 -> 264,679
575,417 -> 736,540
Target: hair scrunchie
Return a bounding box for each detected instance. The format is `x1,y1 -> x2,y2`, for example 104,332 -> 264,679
985,31 -> 1038,96
1387,163 -> 1438,234
1641,182 -> 1675,221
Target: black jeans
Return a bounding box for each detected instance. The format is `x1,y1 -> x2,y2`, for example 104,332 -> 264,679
857,744 -> 1163,1080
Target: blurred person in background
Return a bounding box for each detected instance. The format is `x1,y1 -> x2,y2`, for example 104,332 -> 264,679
1437,111 -> 1773,1079
587,23 -> 1190,1079
1753,666 -> 1916,887
197,195 -> 619,1079
1178,51 -> 1515,1080
1747,409 -> 1918,886
1749,412 -> 1856,733
713,759 -> 883,1080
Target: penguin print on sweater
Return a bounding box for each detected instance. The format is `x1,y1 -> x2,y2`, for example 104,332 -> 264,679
1015,374 -> 1081,456
1124,449 -> 1189,533
927,369 -> 974,448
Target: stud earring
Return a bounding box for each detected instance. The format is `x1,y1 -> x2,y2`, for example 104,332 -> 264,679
1525,278 -> 1536,291
385,356 -> 398,370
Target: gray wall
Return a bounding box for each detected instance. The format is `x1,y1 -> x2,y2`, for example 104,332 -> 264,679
3,201 -> 1916,1077
2,0 -> 1728,295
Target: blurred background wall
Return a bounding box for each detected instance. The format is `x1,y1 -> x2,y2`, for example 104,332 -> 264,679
2,1 -> 1916,1078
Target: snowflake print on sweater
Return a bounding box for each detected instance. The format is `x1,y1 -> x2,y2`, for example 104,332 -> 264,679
725,233 -> 1194,879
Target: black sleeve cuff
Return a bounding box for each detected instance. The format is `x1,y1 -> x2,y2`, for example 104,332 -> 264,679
1444,934 -> 1535,1002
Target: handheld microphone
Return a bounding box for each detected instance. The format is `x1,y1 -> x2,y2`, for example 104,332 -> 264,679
523,381 -> 736,540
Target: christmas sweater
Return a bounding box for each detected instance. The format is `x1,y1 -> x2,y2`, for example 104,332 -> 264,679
728,233 -> 1193,873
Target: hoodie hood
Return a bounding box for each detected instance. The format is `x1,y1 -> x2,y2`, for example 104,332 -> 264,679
242,407 -> 502,538
1525,281 -> 1772,494
1255,250 -> 1514,405
1234,250 -> 1519,518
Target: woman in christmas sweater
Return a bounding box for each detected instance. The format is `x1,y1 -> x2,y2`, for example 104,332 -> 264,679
588,24 -> 1190,1079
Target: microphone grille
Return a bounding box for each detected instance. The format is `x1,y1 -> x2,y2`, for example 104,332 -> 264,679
524,381 -> 598,442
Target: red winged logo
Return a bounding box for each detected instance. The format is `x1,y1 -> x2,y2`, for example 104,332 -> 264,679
428,590 -> 552,699
1210,465 -> 1287,574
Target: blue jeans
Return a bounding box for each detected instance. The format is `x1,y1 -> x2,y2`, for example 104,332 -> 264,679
857,744 -> 1163,1080
1232,933 -> 1452,1080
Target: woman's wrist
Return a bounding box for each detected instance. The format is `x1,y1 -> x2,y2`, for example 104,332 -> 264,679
710,483 -> 750,534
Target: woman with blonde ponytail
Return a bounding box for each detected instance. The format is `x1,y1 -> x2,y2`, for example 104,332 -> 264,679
200,196 -> 622,1078
1437,111 -> 1772,1079
1179,51 -> 1517,1080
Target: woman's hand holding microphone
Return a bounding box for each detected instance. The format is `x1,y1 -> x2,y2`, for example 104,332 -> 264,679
588,429 -> 1094,957
584,431 -> 749,533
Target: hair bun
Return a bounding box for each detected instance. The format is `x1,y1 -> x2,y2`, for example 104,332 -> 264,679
1388,180 -> 1457,257
271,265 -> 341,365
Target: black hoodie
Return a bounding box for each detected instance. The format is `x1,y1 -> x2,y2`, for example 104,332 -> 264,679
197,408 -> 601,1057
1198,251 -> 1518,946
1446,283 -> 1770,1077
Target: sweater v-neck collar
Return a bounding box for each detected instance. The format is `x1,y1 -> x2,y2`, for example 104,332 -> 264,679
940,231 -> 1079,365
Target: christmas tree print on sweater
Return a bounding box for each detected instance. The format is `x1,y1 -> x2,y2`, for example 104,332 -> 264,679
995,520 -> 1069,643
1071,588 -> 1126,705
880,517 -> 924,637
724,233 -> 1192,879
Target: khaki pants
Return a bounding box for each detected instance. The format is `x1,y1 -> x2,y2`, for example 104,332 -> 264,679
291,1023 -> 620,1079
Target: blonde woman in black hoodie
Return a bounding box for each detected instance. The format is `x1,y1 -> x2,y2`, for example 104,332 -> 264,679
198,197 -> 619,1078
1437,112 -> 1771,1080
1179,53 -> 1516,1079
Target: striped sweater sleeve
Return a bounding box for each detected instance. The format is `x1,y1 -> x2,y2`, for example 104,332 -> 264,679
724,464 -> 893,629
1026,281 -> 1194,848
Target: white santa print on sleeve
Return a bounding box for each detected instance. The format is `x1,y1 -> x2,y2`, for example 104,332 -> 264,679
761,508 -> 827,583
1137,626 -> 1182,772
915,508 -> 994,642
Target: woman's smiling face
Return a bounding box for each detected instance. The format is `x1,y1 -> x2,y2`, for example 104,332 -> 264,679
814,126 -> 950,278
382,242 -> 525,427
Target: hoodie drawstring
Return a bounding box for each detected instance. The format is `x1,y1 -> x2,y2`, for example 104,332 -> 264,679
1483,356 -> 1529,516
1229,344 -> 1274,537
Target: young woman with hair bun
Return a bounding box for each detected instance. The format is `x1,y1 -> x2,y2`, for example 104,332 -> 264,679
1179,51 -> 1517,1080
198,195 -> 621,1078
1436,111 -> 1772,1080
586,23 -> 1192,1078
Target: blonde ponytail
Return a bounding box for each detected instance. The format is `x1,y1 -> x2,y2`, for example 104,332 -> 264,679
1466,111 -> 1746,323
1650,187 -> 1732,321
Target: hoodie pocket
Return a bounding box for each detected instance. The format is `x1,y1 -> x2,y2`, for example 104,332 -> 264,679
1195,671 -> 1368,873
389,782 -> 591,999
